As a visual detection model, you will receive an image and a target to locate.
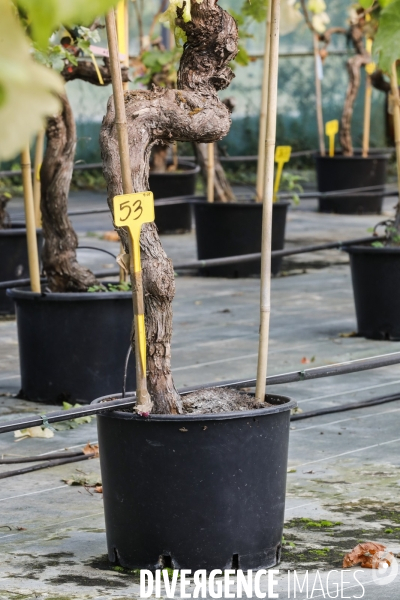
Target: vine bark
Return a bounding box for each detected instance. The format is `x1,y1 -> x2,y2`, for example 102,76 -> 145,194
100,0 -> 238,413
41,60 -> 129,292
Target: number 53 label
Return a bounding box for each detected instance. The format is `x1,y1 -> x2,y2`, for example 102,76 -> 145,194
113,191 -> 155,236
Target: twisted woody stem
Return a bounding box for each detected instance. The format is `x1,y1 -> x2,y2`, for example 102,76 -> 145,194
100,0 -> 238,414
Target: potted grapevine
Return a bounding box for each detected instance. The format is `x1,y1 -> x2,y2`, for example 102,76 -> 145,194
345,0 -> 400,338
97,0 -> 295,572
7,16 -> 136,403
301,0 -> 390,214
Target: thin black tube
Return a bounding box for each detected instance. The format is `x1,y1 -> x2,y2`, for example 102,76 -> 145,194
0,453 -> 95,480
0,450 -> 84,464
1,351 -> 400,435
77,246 -> 117,259
290,391 -> 400,421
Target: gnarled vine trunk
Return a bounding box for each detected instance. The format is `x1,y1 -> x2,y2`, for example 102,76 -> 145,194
100,0 -> 238,413
41,60 -> 128,292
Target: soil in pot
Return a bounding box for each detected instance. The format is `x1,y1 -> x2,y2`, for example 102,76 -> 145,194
345,244 -> 400,340
193,200 -> 290,277
95,390 -> 296,572
0,223 -> 43,315
7,285 -> 136,403
150,161 -> 200,234
315,153 -> 389,215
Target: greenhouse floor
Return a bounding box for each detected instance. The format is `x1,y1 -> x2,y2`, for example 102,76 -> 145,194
1,191 -> 400,598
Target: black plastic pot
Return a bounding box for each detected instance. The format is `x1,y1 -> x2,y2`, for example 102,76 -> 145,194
315,153 -> 389,214
7,287 -> 135,403
150,161 -> 199,233
0,223 -> 43,315
95,391 -> 296,571
155,197 -> 193,234
345,245 -> 400,340
193,200 -> 290,277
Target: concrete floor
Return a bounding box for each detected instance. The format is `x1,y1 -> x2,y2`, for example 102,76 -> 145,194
1,190 -> 400,598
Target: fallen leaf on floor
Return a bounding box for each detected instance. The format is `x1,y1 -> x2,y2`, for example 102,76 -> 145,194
287,468 -> 297,473
83,443 -> 99,457
338,331 -> 358,338
301,356 -> 316,364
0,525 -> 26,531
53,403 -> 92,431
63,472 -> 102,489
102,230 -> 119,241
291,407 -> 303,414
343,542 -> 394,569
218,308 -> 231,313
195,300 -> 202,305
14,426 -> 54,440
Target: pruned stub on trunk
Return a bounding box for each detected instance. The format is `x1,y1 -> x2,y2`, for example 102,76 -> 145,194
100,0 -> 238,414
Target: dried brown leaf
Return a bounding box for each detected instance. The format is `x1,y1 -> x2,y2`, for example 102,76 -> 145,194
83,443 -> 99,457
343,542 -> 394,569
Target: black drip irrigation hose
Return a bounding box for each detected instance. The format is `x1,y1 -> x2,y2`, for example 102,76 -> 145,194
0,235 -> 385,290
1,351 -> 400,435
0,450 -> 85,464
291,391 -> 400,422
0,453 -> 96,480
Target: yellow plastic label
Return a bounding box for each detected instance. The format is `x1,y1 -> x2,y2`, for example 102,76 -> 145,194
365,62 -> 376,75
275,146 -> 292,163
113,191 -> 155,376
273,146 -> 292,201
113,191 -> 155,234
325,120 -> 339,157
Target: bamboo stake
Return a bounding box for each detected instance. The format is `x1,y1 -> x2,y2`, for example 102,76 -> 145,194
255,0 -> 281,402
21,146 -> 41,293
314,33 -> 325,156
207,143 -> 215,203
116,1 -> 129,280
117,0 -> 130,92
33,130 -> 44,227
362,33 -> 374,158
105,10 -> 150,410
362,73 -> 372,157
255,0 -> 272,202
390,62 -> 400,229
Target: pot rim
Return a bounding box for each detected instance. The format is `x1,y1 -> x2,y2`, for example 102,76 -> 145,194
315,152 -> 391,161
7,285 -> 132,302
0,226 -> 42,236
150,160 -> 200,176
192,197 -> 291,208
344,244 -> 400,255
91,391 -> 296,421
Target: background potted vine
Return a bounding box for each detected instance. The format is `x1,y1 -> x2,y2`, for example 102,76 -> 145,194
151,0 -> 302,276
345,0 -> 400,340
301,0 -> 390,214
97,0 -> 296,572
7,19 -> 135,404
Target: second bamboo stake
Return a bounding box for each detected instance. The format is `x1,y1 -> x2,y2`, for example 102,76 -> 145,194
21,146 -> 41,293
255,0 -> 281,402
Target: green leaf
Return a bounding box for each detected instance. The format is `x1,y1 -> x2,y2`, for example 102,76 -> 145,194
0,0 -> 63,160
374,0 -> 400,72
358,0 -> 375,7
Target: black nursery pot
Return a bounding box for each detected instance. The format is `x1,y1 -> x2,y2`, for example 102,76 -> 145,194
94,392 -> 296,571
0,223 -> 43,315
150,161 -> 200,233
315,153 -> 389,214
7,287 -> 135,403
193,200 -> 290,277
345,245 -> 400,340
